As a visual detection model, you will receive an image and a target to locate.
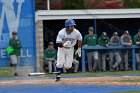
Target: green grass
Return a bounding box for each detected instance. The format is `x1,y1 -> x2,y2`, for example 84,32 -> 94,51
0,67 -> 14,77
0,67 -> 140,77
111,90 -> 140,93
46,71 -> 140,77
59,71 -> 140,77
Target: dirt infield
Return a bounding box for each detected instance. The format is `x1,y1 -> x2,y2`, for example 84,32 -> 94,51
0,76 -> 140,86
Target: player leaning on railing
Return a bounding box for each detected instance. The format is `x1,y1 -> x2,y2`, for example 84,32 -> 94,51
98,32 -> 110,72
83,27 -> 99,72
134,29 -> 140,70
120,31 -> 132,71
109,32 -> 121,71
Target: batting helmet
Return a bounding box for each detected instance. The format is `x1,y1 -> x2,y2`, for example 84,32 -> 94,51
65,19 -> 76,27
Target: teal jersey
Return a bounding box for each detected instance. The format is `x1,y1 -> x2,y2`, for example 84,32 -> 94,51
9,38 -> 22,56
98,36 -> 110,53
134,34 -> 140,53
83,34 -> 97,46
98,37 -> 110,46
44,48 -> 56,58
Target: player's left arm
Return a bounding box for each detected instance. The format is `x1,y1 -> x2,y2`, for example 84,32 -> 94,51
75,32 -> 83,57
15,40 -> 22,48
78,40 -> 82,47
76,40 -> 82,57
77,31 -> 83,48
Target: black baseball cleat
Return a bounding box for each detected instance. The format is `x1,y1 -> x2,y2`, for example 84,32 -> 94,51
110,67 -> 115,72
55,75 -> 61,82
14,73 -> 18,76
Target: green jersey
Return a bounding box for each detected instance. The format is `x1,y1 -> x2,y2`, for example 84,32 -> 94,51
83,34 -> 97,46
98,37 -> 110,46
9,38 -> 22,56
134,34 -> 140,53
98,36 -> 110,53
44,48 -> 56,58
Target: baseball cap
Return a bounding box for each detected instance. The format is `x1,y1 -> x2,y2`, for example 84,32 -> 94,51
88,27 -> 94,31
113,32 -> 118,35
124,30 -> 129,34
12,31 -> 17,35
49,42 -> 54,45
102,32 -> 107,36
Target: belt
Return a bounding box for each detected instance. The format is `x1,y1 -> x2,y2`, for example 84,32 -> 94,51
63,47 -> 71,49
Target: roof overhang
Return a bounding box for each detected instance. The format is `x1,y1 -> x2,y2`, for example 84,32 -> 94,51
35,9 -> 140,22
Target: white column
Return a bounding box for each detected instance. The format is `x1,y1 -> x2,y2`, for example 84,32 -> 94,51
47,0 -> 50,10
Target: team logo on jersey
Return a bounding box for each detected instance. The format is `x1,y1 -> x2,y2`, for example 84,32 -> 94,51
62,38 -> 74,44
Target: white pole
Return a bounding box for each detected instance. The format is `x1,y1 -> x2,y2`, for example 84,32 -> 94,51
47,0 -> 50,10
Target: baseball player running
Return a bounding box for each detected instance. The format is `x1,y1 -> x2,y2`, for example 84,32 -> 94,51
55,19 -> 82,82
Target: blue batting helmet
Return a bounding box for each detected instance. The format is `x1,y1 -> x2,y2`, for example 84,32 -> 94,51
65,19 -> 76,27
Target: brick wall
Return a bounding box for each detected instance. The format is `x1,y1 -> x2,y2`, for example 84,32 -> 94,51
36,20 -> 44,72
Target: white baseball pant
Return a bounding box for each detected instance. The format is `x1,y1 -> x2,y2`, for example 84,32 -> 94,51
56,47 -> 74,69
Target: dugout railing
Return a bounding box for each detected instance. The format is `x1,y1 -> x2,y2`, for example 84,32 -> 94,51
82,45 -> 140,72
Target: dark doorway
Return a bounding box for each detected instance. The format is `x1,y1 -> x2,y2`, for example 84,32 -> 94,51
43,18 -> 140,49
43,18 -> 140,72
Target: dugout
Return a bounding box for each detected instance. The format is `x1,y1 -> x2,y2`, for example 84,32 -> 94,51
43,18 -> 140,48
35,9 -> 140,72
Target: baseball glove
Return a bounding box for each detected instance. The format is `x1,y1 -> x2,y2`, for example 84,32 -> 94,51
75,47 -> 81,57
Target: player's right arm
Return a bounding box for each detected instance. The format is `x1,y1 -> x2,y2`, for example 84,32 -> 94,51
56,43 -> 63,48
56,30 -> 70,48
56,31 -> 63,48
9,38 -> 16,48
